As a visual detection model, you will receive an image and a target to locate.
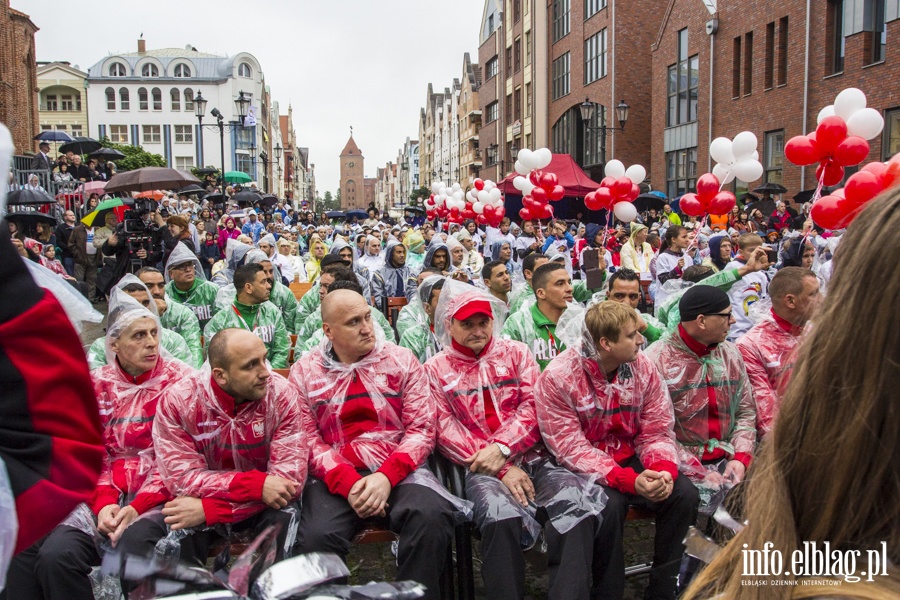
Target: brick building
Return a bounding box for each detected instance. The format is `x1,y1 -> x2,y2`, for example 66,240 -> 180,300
650,0 -> 900,200
458,53 -> 483,189
0,1 -> 38,155
546,0 -> 664,183
339,134 -> 364,210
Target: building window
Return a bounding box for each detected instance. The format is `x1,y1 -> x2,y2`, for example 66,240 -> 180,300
486,101 -> 499,123
583,104 -> 606,167
506,46 -> 512,78
514,87 -> 522,120
71,125 -> 83,137
184,88 -> 194,112
667,31 -> 699,127
872,0 -> 886,64
119,87 -> 129,110
585,0 -> 607,19
665,147 -> 698,199
829,0 -> 845,74
584,28 -> 608,84
61,94 -> 75,111
506,93 -> 513,123
238,62 -> 252,78
108,62 -> 126,77
884,108 -> 900,160
236,153 -> 253,175
105,88 -> 115,111
525,32 -> 532,66
485,56 -> 499,79
778,17 -> 789,86
109,125 -> 128,143
732,36 -> 742,98
764,130 -> 784,184
514,37 -> 522,72
55,125 -> 67,131
142,125 -> 161,144
174,125 -> 192,143
175,157 -> 194,170
174,63 -> 191,78
170,88 -> 181,111
151,88 -> 162,111
45,94 -> 58,111
552,0 -> 571,43
765,22 -> 775,89
526,82 -> 532,117
743,32 -> 754,95
138,87 -> 148,110
513,0 -> 521,22
552,52 -> 571,100
141,63 -> 159,77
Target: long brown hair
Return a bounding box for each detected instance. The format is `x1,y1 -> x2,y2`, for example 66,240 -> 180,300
682,189 -> 900,599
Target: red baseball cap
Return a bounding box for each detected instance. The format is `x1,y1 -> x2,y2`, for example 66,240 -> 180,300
452,299 -> 493,322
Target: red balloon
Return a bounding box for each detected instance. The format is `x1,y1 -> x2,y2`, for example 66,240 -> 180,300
522,196 -> 535,210
680,193 -> 705,216
708,191 -> 737,215
696,173 -> 721,200
473,178 -> 485,191
476,214 -> 488,225
541,204 -> 554,218
463,209 -> 475,219
843,171 -> 883,206
496,205 -> 506,219
549,184 -> 566,201
531,187 -> 548,204
483,204 -> 496,217
816,162 -> 845,186
529,170 -> 543,186
612,176 -> 633,198
600,176 -> 616,188
585,192 -> 604,211
426,210 -> 436,219
816,115 -> 849,154
595,187 -> 614,208
450,206 -> 460,217
810,195 -> 860,229
832,136 -> 870,167
519,207 -> 533,220
785,135 -> 823,166
540,172 -> 559,190
861,161 -> 888,179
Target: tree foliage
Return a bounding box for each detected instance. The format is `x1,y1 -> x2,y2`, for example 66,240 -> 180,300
98,136 -> 166,171
409,185 -> 430,204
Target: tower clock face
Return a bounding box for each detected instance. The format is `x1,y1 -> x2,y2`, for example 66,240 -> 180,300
347,161 -> 355,167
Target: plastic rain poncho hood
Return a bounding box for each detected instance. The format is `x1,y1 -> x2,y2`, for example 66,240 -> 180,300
372,239 -> 416,304
327,238 -> 372,299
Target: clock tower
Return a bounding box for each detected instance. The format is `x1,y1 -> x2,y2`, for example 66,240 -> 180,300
339,133 -> 364,210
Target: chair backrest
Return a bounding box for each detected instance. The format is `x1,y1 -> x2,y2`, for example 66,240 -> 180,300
386,296 -> 408,326
290,281 -> 313,301
272,368 -> 290,378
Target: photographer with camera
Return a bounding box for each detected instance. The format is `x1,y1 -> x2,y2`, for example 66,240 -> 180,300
98,200 -> 164,296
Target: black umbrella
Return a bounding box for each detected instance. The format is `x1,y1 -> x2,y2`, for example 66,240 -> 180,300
633,193 -> 666,213
403,205 -> 426,215
5,211 -> 57,236
89,147 -> 126,161
59,137 -> 102,155
345,209 -> 368,220
256,194 -> 279,209
177,184 -> 206,196
325,210 -> 346,219
202,192 -> 226,205
739,193 -> 760,206
7,188 -> 57,206
194,167 -> 219,177
105,167 -> 201,193
232,190 -> 263,206
745,199 -> 777,216
753,182 -> 788,195
33,131 -> 73,142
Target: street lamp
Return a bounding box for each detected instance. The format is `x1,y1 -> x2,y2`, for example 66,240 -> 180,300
194,90 -> 251,193
580,98 -> 629,164
234,90 -> 251,126
274,144 -> 283,197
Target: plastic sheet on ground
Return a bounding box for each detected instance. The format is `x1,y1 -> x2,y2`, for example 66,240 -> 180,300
252,552 -> 350,600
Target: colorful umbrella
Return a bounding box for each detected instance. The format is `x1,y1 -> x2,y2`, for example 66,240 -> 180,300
224,171 -> 252,184
81,198 -> 126,227
105,167 -> 201,193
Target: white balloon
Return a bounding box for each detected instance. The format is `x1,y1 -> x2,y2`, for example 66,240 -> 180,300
455,199 -> 466,211
518,148 -> 536,170
732,159 -> 764,183
751,150 -> 759,161
709,137 -> 735,165
833,87 -> 867,120
712,163 -> 735,185
489,188 -> 502,202
605,159 -> 626,178
846,107 -> 884,140
817,105 -> 835,124
521,181 -> 536,196
466,190 -> 477,202
515,160 -> 529,176
534,147 -> 553,169
613,202 -> 638,223
484,181 -> 495,191
478,190 -> 490,204
625,164 -> 647,185
493,196 -> 505,208
431,181 -> 442,194
731,131 -> 758,160
452,183 -> 462,192
513,176 -> 527,191
452,191 -> 464,202
472,201 -> 485,215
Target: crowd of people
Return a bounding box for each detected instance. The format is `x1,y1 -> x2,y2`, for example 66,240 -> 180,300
4,173 -> 896,600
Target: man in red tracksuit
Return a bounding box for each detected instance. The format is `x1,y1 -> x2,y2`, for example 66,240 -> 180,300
116,328 -> 309,575
290,289 -> 456,600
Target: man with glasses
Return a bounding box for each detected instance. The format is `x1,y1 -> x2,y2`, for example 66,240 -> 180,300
646,285 -> 756,488
164,245 -> 220,328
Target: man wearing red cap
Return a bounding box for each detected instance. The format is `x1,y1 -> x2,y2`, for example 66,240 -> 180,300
427,282 -> 605,600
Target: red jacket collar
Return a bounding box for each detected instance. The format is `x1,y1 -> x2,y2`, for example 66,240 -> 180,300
451,336 -> 494,359
210,376 -> 238,417
678,324 -> 715,358
115,357 -> 157,385
771,308 -> 803,336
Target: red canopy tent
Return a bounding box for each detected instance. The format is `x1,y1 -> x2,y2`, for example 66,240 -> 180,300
496,153 -> 602,198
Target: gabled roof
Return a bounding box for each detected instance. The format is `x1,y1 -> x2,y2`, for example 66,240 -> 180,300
341,135 -> 362,157
37,62 -> 87,79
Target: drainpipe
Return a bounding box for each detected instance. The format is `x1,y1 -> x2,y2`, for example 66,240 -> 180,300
708,28 -> 715,172
800,0 -> 811,187
610,0 -> 616,158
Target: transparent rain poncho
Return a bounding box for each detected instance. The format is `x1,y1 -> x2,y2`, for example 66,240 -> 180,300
153,365 -> 309,527
644,331 -> 757,481
164,242 -> 207,284
537,309 -> 679,499
371,240 -> 417,306
653,268 -> 744,331
22,258 -> 103,333
289,321 -> 472,522
328,238 -> 372,300
209,238 -> 254,287
500,298 -> 584,370
0,458 -> 16,591
396,276 -> 444,362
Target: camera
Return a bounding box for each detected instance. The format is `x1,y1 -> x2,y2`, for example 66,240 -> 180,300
118,199 -> 158,271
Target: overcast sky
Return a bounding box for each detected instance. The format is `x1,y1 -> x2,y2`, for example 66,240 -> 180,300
20,0 -> 484,195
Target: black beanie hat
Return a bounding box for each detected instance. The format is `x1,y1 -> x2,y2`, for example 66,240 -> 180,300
679,285 -> 731,323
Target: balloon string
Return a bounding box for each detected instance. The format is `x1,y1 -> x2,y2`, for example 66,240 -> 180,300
685,214 -> 709,253
600,210 -> 614,248
810,167 -> 827,206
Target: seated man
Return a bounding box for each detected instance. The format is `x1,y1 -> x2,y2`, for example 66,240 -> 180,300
509,252 -> 604,317
737,266 -> 819,439
482,260 -> 512,307
724,233 -> 770,340
258,234 -> 293,285
605,269 -> 664,344
203,263 -> 291,368
290,289 -> 456,600
294,254 -> 346,324
87,276 -> 193,369
164,243 -> 220,328
537,301 -> 699,599
245,248 -> 301,335
427,284 -> 605,600
117,329 -> 308,572
398,275 -> 445,363
372,239 -> 417,312
502,262 -> 574,371
422,242 -> 453,275
7,289 -> 194,600
646,286 -> 757,488
328,237 -> 372,300
138,267 -> 203,367
396,267 -> 442,339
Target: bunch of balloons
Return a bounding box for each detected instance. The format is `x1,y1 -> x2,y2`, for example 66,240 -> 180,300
513,148 -> 564,221
785,88 -> 885,186
425,179 -> 506,226
810,153 -> 900,229
710,131 -> 764,184
583,159 -> 645,222
679,173 -> 737,217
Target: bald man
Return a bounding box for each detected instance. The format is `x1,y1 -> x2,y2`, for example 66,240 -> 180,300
116,329 -> 309,579
290,290 -> 456,600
